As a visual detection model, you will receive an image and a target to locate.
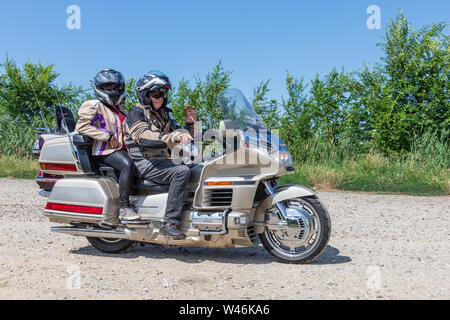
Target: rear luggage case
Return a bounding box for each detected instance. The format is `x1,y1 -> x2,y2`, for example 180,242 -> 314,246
44,177 -> 119,225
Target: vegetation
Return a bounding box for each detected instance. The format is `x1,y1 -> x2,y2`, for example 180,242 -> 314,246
0,156 -> 39,179
0,11 -> 448,195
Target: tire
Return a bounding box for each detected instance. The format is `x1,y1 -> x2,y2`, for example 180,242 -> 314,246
86,237 -> 137,254
259,196 -> 331,264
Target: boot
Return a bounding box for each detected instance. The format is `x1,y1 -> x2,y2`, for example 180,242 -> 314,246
119,207 -> 141,221
159,222 -> 185,240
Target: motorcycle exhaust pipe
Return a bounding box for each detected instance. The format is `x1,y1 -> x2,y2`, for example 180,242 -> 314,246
50,226 -> 129,239
39,190 -> 51,198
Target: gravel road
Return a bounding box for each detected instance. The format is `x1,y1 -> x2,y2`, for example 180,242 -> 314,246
0,178 -> 448,300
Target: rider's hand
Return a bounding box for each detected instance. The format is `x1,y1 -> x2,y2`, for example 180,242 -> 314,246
178,133 -> 194,143
110,136 -> 119,149
182,105 -> 198,124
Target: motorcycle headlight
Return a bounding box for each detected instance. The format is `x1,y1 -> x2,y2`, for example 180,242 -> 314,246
240,131 -> 295,170
271,148 -> 294,168
243,142 -> 294,169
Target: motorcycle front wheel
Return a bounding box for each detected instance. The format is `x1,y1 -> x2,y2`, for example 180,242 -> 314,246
86,237 -> 137,254
259,196 -> 331,264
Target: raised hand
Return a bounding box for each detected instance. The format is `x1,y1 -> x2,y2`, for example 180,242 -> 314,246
182,105 -> 198,124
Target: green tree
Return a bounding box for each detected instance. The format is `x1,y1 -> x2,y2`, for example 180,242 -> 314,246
308,68 -> 351,144
251,79 -> 281,129
124,77 -> 137,111
169,61 -> 232,129
340,65 -> 377,149
169,77 -> 192,123
277,72 -> 312,161
0,56 -> 87,126
375,11 -> 450,152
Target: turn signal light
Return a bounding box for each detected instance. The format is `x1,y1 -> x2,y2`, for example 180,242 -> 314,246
206,182 -> 232,186
40,163 -> 77,172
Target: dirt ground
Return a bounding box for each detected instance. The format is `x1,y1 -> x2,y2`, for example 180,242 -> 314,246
0,178 -> 448,300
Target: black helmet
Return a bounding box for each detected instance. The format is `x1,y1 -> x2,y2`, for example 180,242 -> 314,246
136,70 -> 172,107
94,69 -> 126,107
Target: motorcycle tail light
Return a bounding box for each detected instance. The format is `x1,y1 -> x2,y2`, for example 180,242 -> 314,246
45,202 -> 103,215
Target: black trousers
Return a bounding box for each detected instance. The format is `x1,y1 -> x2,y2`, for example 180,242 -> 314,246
141,159 -> 191,225
95,150 -> 135,208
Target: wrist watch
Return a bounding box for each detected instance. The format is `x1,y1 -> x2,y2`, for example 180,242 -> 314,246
108,132 -> 114,142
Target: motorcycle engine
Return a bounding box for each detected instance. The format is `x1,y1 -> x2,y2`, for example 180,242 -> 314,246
191,210 -> 228,234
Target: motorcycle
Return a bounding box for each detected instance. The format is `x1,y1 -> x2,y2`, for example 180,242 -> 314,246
38,88 -> 331,264
34,105 -> 77,191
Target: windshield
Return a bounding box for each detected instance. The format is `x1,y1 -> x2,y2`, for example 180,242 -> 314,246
218,88 -> 266,130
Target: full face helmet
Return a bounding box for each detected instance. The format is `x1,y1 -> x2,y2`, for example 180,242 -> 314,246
135,70 -> 172,107
93,69 -> 126,107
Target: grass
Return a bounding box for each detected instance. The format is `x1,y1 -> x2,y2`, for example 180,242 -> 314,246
280,153 -> 450,196
279,130 -> 449,196
0,156 -> 39,179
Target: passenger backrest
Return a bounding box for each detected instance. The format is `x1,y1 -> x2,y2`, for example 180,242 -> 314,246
72,134 -> 121,183
54,105 -> 76,133
72,134 -> 97,175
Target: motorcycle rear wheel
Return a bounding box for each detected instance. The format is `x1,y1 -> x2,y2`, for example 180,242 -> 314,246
86,237 -> 137,254
259,196 -> 331,264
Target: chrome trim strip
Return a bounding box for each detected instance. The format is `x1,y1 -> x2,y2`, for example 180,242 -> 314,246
50,226 -> 129,239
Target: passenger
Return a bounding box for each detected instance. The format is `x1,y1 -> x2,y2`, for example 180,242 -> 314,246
124,70 -> 197,239
76,69 -> 141,227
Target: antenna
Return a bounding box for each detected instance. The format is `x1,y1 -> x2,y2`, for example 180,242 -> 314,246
50,85 -> 81,171
30,85 -> 51,134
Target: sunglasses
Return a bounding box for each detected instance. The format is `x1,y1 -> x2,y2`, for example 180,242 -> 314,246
148,91 -> 167,99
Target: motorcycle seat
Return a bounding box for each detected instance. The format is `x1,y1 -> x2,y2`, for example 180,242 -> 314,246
132,178 -> 170,195
97,162 -> 169,196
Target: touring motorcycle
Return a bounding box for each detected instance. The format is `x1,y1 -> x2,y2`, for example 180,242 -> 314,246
38,88 -> 331,264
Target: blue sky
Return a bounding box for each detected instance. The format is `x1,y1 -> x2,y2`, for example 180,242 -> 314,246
0,0 -> 448,103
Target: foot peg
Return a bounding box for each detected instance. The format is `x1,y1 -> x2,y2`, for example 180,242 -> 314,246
98,219 -> 118,229
121,219 -> 151,228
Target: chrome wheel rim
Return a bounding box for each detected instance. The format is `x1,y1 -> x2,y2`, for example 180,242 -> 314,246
265,198 -> 322,258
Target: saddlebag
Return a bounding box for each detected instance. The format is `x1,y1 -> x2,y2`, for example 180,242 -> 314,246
43,177 -> 120,224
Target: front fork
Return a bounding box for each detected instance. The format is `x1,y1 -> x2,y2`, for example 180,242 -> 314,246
262,180 -> 288,220
261,180 -> 311,236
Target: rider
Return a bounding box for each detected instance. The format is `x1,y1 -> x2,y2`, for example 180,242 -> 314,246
124,70 -> 197,239
76,69 -> 141,226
